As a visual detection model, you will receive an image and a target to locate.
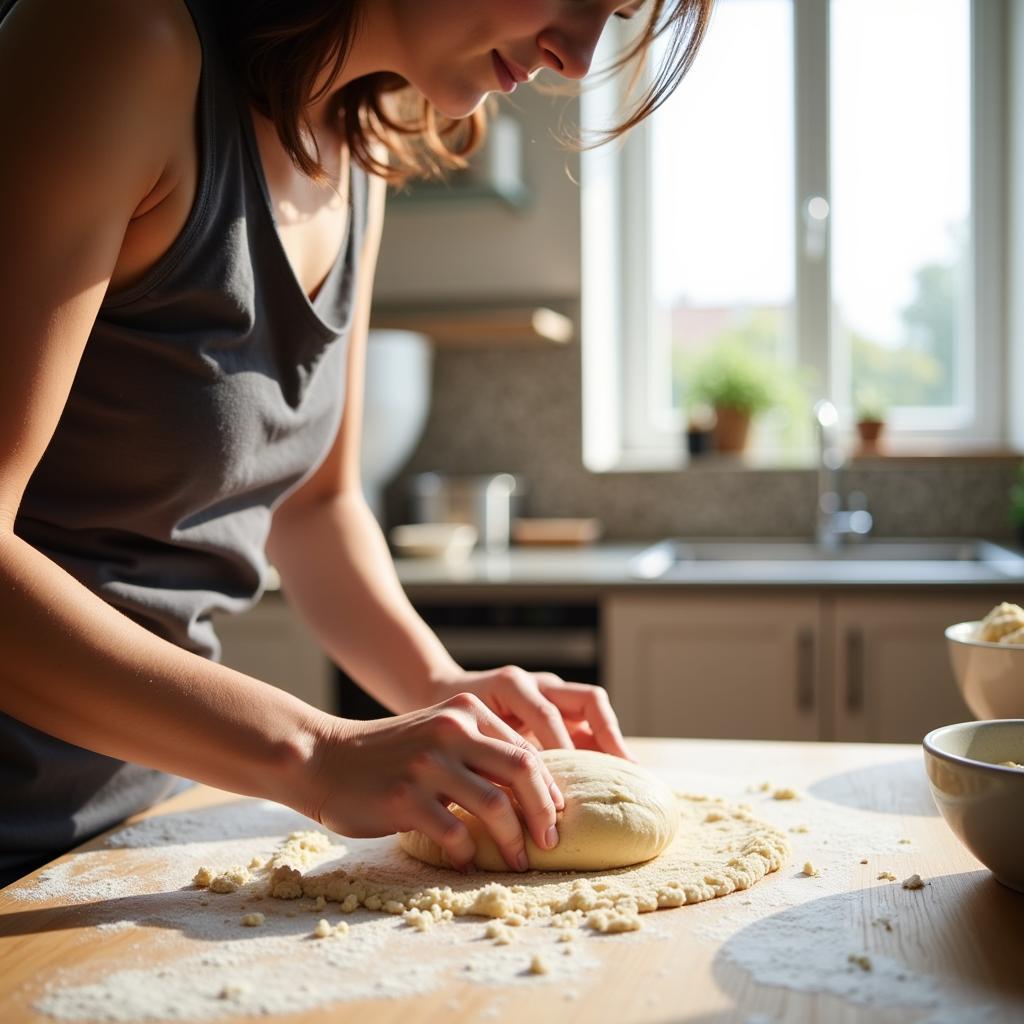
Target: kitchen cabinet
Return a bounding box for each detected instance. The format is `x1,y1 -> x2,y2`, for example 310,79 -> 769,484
214,593 -> 334,712
604,589 -> 1018,744
829,593 -> 990,743
603,594 -> 822,741
218,580 -> 1020,743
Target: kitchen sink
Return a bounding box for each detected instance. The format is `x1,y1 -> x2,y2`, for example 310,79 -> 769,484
630,538 -> 1024,582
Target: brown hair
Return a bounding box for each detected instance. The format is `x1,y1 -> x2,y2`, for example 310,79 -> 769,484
215,1 -> 714,186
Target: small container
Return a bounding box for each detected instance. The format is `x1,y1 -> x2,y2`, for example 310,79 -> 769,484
511,518 -> 602,547
945,620 -> 1024,720
923,720 -> 1024,893
407,473 -> 526,552
389,523 -> 478,561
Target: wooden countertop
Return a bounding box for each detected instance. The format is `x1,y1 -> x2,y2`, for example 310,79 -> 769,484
2,738 -> 1023,1023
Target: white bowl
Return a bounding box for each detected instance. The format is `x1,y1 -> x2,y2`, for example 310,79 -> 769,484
389,523 -> 478,561
923,720 -> 1024,892
945,621 -> 1024,719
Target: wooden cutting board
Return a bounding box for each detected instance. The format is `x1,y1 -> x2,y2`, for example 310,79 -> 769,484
2,738 -> 1023,1023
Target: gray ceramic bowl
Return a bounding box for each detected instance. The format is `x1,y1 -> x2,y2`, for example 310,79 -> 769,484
923,720 -> 1024,892
945,621 -> 1024,719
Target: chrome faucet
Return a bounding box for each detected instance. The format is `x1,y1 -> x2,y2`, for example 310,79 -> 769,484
813,399 -> 873,549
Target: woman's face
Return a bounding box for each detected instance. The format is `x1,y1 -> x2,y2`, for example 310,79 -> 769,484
384,1 -> 646,118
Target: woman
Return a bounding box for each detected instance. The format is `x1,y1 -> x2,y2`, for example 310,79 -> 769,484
0,0 -> 711,886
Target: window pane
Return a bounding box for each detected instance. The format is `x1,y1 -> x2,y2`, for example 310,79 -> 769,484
830,0 -> 971,426
650,0 -> 795,432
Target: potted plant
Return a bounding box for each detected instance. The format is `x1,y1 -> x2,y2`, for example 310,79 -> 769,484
688,343 -> 780,454
854,387 -> 888,453
1011,462 -> 1024,548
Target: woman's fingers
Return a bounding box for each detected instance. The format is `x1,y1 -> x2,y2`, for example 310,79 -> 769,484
535,677 -> 636,761
429,762 -> 529,872
464,693 -> 565,810
403,796 -> 478,872
493,668 -> 576,753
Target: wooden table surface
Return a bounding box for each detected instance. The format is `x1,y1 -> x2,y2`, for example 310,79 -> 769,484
2,737 -> 1023,1024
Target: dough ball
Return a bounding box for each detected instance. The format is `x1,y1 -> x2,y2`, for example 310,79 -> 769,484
398,748 -> 679,872
978,602 -> 1024,642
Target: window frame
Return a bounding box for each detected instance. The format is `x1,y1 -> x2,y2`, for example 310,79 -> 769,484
580,0 -> 1008,471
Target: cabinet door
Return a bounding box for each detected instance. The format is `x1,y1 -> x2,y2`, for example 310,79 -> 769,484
603,594 -> 822,741
215,594 -> 334,712
830,592 -> 1017,744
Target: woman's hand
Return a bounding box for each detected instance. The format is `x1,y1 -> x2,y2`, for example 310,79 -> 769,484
307,692 -> 565,872
431,666 -> 635,762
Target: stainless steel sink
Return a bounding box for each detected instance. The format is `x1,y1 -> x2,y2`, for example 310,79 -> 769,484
630,538 -> 1024,582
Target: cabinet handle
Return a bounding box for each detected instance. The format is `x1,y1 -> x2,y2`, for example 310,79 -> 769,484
796,629 -> 815,711
846,627 -> 865,712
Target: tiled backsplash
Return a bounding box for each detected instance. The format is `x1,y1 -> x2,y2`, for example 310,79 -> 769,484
385,341 -> 1021,542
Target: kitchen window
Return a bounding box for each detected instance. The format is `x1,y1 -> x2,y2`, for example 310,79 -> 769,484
581,0 -> 1007,470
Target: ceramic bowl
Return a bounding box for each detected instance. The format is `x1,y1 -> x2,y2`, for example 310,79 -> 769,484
923,720 -> 1024,893
389,523 -> 478,562
945,621 -> 1024,719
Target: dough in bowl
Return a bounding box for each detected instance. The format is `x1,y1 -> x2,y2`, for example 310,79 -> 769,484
398,748 -> 680,872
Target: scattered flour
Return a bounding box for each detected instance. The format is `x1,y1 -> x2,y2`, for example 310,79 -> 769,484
26,789 -> 783,1022
18,757 -> 1007,1023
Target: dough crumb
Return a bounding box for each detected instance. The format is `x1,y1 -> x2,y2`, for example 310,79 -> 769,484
897,838 -> 912,845
586,908 -> 642,933
801,862 -> 819,877
877,871 -> 897,882
859,858 -> 868,865
772,787 -> 799,801
403,908 -> 434,932
194,865 -> 252,894
873,916 -> 895,932
789,824 -> 810,834
529,954 -> 550,975
998,760 -> 1024,769
557,930 -> 575,943
901,873 -> 926,890
314,895 -> 326,911
484,921 -> 515,945
240,912 -> 264,928
312,917 -> 349,939
504,913 -> 526,927
247,856 -> 264,870
218,983 -> 249,1001
848,953 -> 873,972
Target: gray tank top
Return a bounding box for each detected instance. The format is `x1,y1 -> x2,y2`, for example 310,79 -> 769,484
0,0 -> 369,884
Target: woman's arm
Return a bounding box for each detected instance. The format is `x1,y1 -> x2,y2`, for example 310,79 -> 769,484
265,167 -> 633,760
266,172 -> 465,714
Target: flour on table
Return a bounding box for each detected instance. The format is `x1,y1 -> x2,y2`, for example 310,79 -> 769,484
31,790 -> 785,1022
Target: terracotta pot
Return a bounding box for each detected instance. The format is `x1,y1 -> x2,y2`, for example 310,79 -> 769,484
856,418 -> 885,453
713,406 -> 752,453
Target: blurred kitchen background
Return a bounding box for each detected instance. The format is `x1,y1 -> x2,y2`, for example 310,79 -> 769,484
369,0 -> 1022,540
219,0 -> 1024,745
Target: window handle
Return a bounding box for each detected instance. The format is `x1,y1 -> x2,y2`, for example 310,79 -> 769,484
803,195 -> 830,262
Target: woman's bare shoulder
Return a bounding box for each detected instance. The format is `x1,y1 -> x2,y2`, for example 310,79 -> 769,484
0,0 -> 201,196
1,0 -> 201,101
